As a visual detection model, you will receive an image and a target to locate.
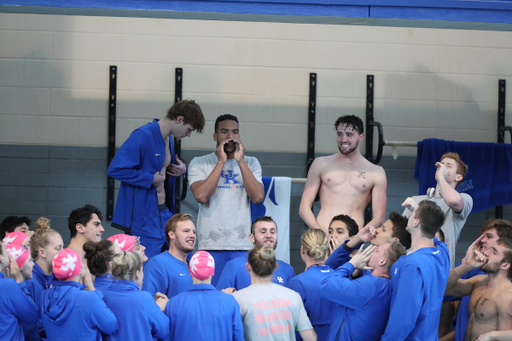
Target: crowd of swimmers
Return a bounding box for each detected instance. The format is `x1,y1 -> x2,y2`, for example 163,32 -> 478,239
1,200 -> 512,341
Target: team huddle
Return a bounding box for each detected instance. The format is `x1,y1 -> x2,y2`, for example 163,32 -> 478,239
1,99 -> 509,341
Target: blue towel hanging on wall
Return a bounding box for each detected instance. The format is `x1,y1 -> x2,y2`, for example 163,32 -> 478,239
414,138 -> 512,214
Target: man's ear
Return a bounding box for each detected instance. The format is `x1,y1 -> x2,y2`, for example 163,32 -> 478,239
501,262 -> 511,272
76,223 -> 84,235
176,116 -> 184,124
455,174 -> 463,183
379,258 -> 388,267
413,218 -> 420,228
249,234 -> 255,244
168,230 -> 175,243
358,133 -> 364,142
213,132 -> 218,142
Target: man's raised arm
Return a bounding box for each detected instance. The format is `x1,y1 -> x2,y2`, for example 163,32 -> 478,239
436,162 -> 465,213
445,235 -> 487,297
234,139 -> 264,204
189,141 -> 228,204
299,158 -> 323,230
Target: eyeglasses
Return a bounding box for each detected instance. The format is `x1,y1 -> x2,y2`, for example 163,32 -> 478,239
127,236 -> 141,252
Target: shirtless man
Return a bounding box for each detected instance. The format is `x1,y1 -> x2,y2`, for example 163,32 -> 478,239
299,115 -> 387,233
445,235 -> 512,341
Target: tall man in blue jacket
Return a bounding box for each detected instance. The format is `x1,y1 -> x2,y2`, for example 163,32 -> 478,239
108,100 -> 205,258
380,200 -> 449,341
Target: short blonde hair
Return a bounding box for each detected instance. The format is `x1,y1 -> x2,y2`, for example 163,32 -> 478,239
248,246 -> 276,278
112,252 -> 142,282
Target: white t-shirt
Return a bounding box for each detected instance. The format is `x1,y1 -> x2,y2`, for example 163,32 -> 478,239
188,152 -> 263,250
233,283 -> 313,341
403,193 -> 473,268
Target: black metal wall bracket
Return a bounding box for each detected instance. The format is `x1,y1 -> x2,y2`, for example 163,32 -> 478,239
172,68 -> 188,213
365,75 -> 384,165
306,73 -> 317,174
496,79 -> 509,219
106,66 -> 117,221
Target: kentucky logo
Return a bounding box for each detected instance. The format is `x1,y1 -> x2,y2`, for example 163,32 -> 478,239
221,170 -> 240,184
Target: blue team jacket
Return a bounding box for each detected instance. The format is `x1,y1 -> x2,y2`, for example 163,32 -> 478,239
108,119 -> 168,239
102,279 -> 169,341
216,254 -> 295,290
94,273 -> 114,292
380,239 -> 450,341
321,263 -> 392,341
20,262 -> 53,341
0,273 -> 39,341
288,265 -> 337,341
164,283 -> 244,341
41,280 -> 118,341
142,251 -> 193,298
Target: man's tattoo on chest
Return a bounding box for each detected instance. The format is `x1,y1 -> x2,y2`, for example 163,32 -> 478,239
480,297 -> 489,306
357,170 -> 366,179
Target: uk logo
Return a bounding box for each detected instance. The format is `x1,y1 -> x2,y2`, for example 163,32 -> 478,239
114,238 -> 126,249
221,170 -> 240,184
277,276 -> 284,283
2,235 -> 16,246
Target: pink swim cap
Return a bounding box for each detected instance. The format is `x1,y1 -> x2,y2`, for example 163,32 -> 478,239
5,243 -> 30,269
2,231 -> 29,247
53,249 -> 82,280
107,234 -> 137,252
189,251 -> 215,280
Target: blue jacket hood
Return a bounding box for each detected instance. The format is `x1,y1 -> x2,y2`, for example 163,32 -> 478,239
42,281 -> 83,324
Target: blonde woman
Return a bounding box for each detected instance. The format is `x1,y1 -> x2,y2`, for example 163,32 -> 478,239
287,229 -> 337,341
102,252 -> 169,341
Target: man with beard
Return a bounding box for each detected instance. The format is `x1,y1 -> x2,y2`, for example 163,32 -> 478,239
216,216 -> 295,291
446,235 -> 512,341
444,219 -> 512,341
189,114 -> 264,286
299,115 -> 387,234
142,214 -> 196,298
